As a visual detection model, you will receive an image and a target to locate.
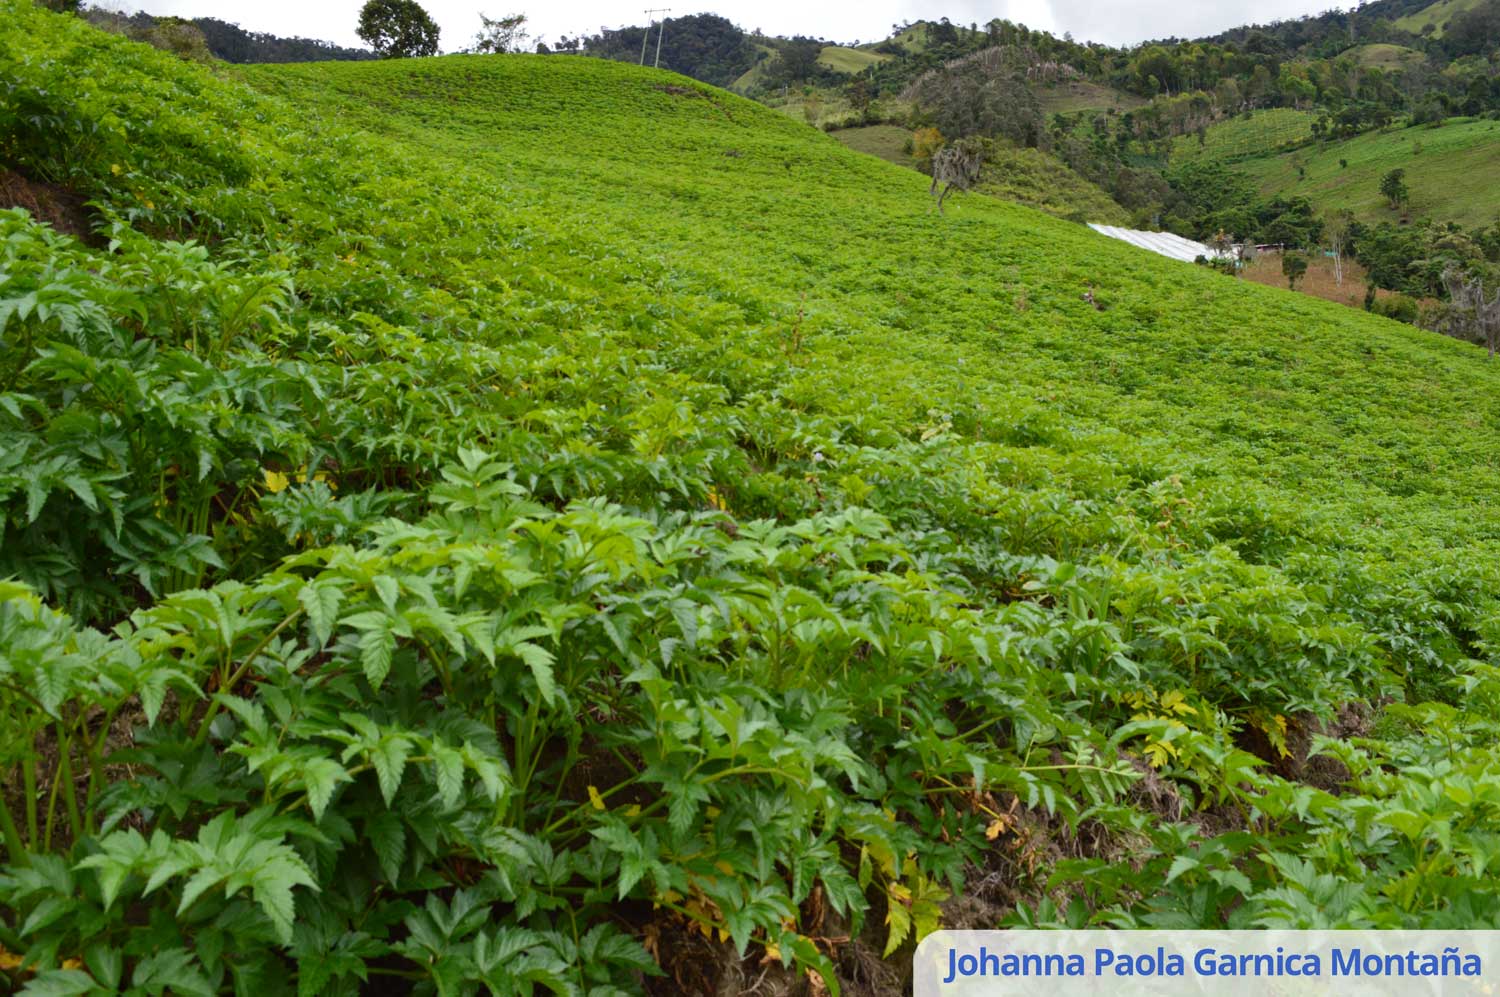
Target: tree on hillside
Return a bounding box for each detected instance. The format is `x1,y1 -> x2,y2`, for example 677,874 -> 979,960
357,0 -> 440,58
1209,229 -> 1235,261
910,127 -> 944,172
845,77 -> 873,116
929,137 -> 986,214
1380,168 -> 1409,211
1326,209 -> 1354,287
1282,251 -> 1309,291
1446,0 -> 1500,58
769,37 -> 828,87
138,17 -> 213,62
471,13 -> 528,54
907,53 -> 1043,149
1441,266 -> 1500,357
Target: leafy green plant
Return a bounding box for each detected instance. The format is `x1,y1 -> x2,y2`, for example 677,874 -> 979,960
5,4 -> 1500,994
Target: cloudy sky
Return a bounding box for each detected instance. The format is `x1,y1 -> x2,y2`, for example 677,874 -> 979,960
120,0 -> 1344,51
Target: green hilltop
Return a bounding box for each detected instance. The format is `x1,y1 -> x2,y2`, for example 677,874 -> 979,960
1393,0 -> 1492,36
5,3 -> 1500,993
1238,117 -> 1500,227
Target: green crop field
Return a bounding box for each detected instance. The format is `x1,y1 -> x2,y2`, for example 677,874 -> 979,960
7,3 -> 1500,994
1239,118 -> 1500,227
1171,108 -> 1319,163
1393,0 -> 1487,36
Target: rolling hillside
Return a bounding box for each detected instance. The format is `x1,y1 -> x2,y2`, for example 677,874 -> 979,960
1036,78 -> 1145,114
817,44 -> 890,74
1393,0 -> 1490,35
1170,107 -> 1319,163
1347,42 -> 1428,68
830,126 -> 1129,223
7,4 -> 1500,994
1237,117 -> 1500,226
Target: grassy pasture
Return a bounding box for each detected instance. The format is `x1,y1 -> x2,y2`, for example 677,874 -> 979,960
1393,0 -> 1488,36
1237,118 -> 1500,227
1037,79 -> 1145,114
817,45 -> 889,74
1347,42 -> 1427,69
829,123 -> 916,166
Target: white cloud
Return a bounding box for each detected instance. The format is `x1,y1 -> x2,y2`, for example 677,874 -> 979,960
123,0 -> 1337,52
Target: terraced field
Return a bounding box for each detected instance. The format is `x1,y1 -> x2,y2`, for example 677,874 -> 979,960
1170,108 -> 1319,163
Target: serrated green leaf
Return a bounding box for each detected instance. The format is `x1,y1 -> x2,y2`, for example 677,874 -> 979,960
17,969 -> 96,997
298,582 -> 343,647
431,744 -> 464,810
252,854 -> 315,945
360,622 -> 396,690
367,812 -> 406,884
513,641 -> 555,705
301,756 -> 349,821
371,735 -> 411,807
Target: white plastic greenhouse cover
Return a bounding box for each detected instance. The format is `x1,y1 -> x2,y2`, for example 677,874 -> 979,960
1087,224 -> 1230,264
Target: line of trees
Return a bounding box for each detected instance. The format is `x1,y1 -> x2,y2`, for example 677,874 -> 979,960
570,14 -> 760,88
82,8 -> 376,63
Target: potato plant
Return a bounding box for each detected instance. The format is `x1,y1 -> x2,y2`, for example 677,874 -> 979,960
4,3 -> 1500,994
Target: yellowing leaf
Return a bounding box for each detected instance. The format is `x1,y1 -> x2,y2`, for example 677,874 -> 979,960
1145,739 -> 1177,768
587,785 -> 605,810
1159,689 -> 1197,716
263,469 -> 290,493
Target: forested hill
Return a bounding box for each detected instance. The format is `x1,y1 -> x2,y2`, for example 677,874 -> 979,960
82,8 -> 376,63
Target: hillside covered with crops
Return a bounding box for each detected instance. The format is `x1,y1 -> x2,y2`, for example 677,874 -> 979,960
5,3 -> 1500,994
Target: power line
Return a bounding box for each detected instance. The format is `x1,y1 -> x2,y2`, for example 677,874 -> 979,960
641,8 -> 670,68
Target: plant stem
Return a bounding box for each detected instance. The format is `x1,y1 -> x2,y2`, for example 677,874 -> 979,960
22,756 -> 38,846
0,773 -> 28,866
192,608 -> 303,746
58,729 -> 83,844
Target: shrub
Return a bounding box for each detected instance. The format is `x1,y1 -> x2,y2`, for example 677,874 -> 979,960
1372,293 -> 1420,323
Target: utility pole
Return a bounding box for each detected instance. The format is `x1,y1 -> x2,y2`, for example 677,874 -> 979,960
641,8 -> 669,67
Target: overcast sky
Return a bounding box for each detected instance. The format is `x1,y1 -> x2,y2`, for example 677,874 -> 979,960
115,0 -> 1345,51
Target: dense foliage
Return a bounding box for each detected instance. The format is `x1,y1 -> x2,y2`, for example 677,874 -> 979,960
575,14 -> 760,89
81,9 -> 376,63
1162,160 -> 1325,247
356,0 -> 440,60
6,4 -> 1500,994
905,50 -> 1045,149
